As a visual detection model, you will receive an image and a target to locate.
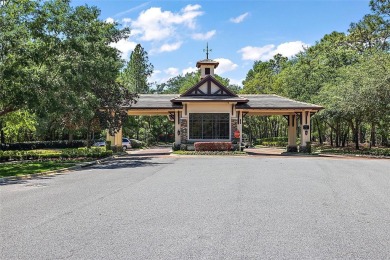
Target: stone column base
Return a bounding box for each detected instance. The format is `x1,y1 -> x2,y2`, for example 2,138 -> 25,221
286,145 -> 298,153
298,143 -> 312,153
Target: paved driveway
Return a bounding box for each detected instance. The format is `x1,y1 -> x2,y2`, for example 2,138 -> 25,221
1,153 -> 390,259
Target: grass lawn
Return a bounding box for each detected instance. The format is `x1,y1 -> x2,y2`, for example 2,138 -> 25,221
0,161 -> 77,178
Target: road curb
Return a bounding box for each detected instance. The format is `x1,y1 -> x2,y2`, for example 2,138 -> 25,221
0,155 -> 120,184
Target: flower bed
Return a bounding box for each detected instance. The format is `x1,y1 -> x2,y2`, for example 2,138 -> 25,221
194,142 -> 232,151
173,150 -> 245,156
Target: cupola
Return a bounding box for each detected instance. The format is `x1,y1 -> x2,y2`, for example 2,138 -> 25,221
196,43 -> 219,80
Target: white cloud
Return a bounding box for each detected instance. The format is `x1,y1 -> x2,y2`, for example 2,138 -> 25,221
214,58 -> 238,75
110,39 -> 137,59
105,17 -> 115,24
129,5 -> 204,42
192,30 -> 216,40
149,70 -> 162,84
182,66 -> 198,75
164,67 -> 179,77
229,78 -> 244,86
230,12 -> 249,23
238,45 -> 275,60
122,18 -> 132,25
238,41 -> 309,61
183,4 -> 201,12
272,41 -> 309,58
152,41 -> 183,53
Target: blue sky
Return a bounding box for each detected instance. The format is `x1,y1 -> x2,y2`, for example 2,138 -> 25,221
73,0 -> 371,86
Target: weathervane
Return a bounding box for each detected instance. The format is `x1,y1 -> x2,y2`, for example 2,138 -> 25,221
203,42 -> 212,59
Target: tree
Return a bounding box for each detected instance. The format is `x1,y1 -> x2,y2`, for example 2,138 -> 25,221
241,54 -> 289,94
0,110 -> 36,143
370,0 -> 390,17
0,0 -> 135,143
319,52 -> 390,149
120,44 -> 153,93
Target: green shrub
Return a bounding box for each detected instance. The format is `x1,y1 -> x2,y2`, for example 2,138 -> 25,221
130,139 -> 145,149
315,147 -> 390,157
194,142 -> 232,151
1,140 -> 86,151
0,147 -> 112,162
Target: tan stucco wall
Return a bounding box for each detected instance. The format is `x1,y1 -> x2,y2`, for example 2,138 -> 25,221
183,102 -> 236,117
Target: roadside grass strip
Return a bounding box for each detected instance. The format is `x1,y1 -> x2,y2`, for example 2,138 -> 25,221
0,161 -> 77,178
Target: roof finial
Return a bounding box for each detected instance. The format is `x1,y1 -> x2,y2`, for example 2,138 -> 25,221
203,42 -> 212,59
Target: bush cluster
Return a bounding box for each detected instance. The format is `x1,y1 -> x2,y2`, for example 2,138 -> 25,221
318,147 -> 390,157
130,139 -> 145,149
0,140 -> 86,151
257,137 -> 301,147
194,142 -> 232,151
0,148 -> 113,162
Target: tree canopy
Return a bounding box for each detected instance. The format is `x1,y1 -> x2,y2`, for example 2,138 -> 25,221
0,0 -> 136,142
120,44 -> 154,94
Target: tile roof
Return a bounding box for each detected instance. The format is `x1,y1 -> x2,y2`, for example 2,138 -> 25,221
235,94 -> 323,110
125,94 -> 323,111
124,94 -> 182,109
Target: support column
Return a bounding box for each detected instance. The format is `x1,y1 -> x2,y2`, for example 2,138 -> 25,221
238,111 -> 243,149
300,111 -> 311,152
287,114 -> 297,152
106,127 -> 123,149
174,111 -> 181,145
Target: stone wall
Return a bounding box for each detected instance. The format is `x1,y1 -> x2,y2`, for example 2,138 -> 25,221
180,118 -> 188,143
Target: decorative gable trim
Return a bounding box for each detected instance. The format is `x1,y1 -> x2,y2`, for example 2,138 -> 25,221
181,75 -> 238,97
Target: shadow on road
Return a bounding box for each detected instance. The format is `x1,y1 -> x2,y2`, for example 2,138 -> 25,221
0,153 -> 172,186
86,155 -> 172,170
0,173 -> 62,186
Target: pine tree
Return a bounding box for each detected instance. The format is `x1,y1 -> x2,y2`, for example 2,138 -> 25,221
121,44 -> 154,93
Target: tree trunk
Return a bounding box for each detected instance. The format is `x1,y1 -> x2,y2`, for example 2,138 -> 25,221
330,129 -> 333,147
315,118 -> 323,144
351,119 -> 360,150
370,122 -> 376,147
0,120 -> 5,144
342,126 -> 349,147
86,125 -> 91,148
68,132 -> 74,142
335,121 -> 340,147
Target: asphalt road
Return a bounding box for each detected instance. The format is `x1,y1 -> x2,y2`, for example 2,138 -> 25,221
1,154 -> 390,259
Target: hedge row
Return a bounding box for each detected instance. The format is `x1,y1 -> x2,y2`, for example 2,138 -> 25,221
194,142 -> 232,151
262,141 -> 288,147
0,148 -> 112,162
1,140 -> 86,151
258,137 -> 288,145
318,147 -> 390,157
